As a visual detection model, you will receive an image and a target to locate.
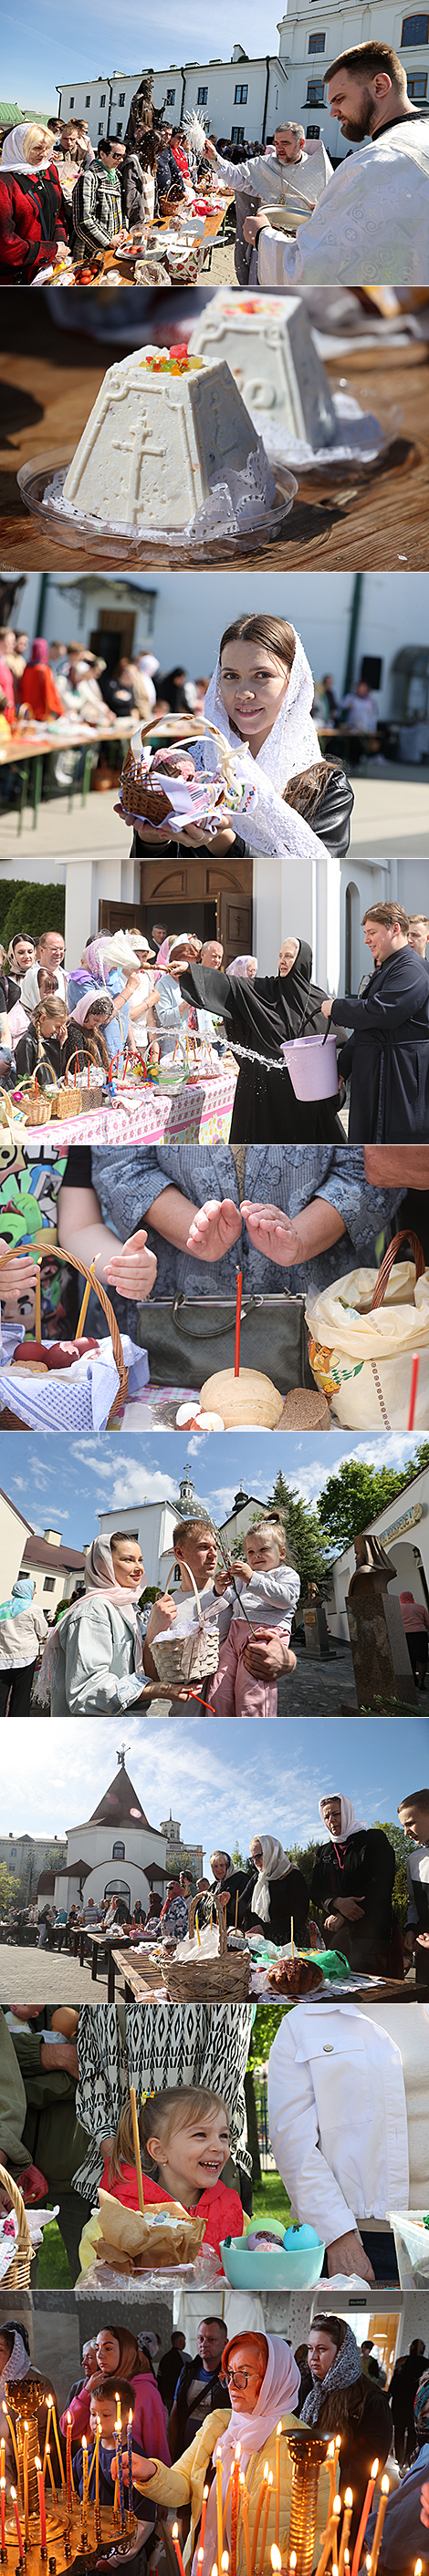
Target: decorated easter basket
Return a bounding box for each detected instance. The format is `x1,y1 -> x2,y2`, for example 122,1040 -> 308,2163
0,2164 -> 35,2291
307,1228 -> 429,1432
0,1244 -> 129,1427
163,1893 -> 251,2003
152,1560 -> 220,1686
17,1069 -> 53,1126
120,748 -> 173,823
119,717 -> 256,834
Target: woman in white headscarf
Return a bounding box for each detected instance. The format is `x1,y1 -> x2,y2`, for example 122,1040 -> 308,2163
310,1793 -> 397,1974
0,124 -> 68,282
123,2330 -> 331,2570
239,1833 -> 309,1945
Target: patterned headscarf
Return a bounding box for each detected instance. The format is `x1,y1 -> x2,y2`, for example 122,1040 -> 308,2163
300,2322 -> 362,2426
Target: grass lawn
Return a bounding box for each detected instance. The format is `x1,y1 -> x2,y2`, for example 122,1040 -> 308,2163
36,2221 -> 73,2287
252,2169 -> 291,2227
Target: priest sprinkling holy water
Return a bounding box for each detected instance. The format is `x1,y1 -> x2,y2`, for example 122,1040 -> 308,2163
239,41 -> 429,285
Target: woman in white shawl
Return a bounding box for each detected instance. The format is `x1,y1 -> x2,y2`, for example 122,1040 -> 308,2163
123,2331 -> 331,2570
310,1794 -> 396,1973
238,1833 -> 309,1946
0,124 -> 68,283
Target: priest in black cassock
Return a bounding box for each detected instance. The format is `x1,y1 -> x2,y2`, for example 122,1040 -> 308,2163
322,901 -> 429,1142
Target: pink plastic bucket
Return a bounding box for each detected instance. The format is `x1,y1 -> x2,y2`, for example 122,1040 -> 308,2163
281,1031 -> 339,1101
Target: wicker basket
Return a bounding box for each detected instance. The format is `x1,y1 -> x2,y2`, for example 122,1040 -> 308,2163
0,2164 -> 35,2291
51,1084 -> 83,1118
0,1245 -> 129,1425
152,1560 -> 220,1686
162,1895 -> 251,2002
120,748 -> 173,822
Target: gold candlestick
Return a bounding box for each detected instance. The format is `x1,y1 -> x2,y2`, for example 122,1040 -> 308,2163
285,2426 -> 331,2576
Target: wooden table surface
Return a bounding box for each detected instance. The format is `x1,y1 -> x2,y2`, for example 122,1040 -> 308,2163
2,299 -> 428,570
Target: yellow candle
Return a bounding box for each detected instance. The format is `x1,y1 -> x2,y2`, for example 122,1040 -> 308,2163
251,2464 -> 269,2576
351,2463 -> 379,2576
76,1259 -> 96,1340
314,2516 -> 339,2576
339,2489 -> 353,2576
257,2469 -> 273,2576
195,1916 -> 202,1947
240,2480 -> 251,2576
35,1258 -> 42,1342
369,2476 -> 390,2574
50,2402 -> 66,2496
23,2424 -> 29,2547
130,2084 -> 145,2213
82,2435 -> 89,2515
326,2443 -> 337,2522
216,2448 -> 224,2575
43,2402 -> 52,2478
95,2418 -> 100,2513
2,2407 -> 19,2478
275,2423 -> 281,2549
332,2495 -> 341,2576
290,1917 -> 294,1958
46,2446 -> 56,2498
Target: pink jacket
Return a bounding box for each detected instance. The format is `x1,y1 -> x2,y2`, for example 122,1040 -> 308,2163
60,2372 -> 171,2463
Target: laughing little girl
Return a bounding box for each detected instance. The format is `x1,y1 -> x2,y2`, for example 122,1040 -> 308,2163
99,2085 -> 244,2259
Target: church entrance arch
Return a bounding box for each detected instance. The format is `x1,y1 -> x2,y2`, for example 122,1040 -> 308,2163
104,1876 -> 131,1918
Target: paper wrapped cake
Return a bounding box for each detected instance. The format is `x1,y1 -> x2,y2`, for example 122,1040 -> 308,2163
188,290 -> 336,450
95,2188 -> 206,2273
62,345 -> 277,533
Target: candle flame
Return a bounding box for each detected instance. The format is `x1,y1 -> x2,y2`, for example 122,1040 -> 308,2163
335,2435 -> 341,2449
35,2460 -> 42,2474
414,2563 -> 423,2574
333,2497 -> 341,2519
289,2558 -> 298,2572
371,2462 -> 379,2478
67,2412 -> 71,2426
263,2463 -> 269,2480
128,2411 -> 133,2426
235,2443 -> 241,2462
197,2555 -> 204,2567
173,2528 -> 179,2541
10,2491 -> 16,2504
381,2477 -> 389,2494
276,2423 -> 282,2438
327,2442 -> 335,2460
271,2550 -> 282,2571
221,2554 -> 229,2571
81,2438 -> 87,2454
344,2489 -> 353,2506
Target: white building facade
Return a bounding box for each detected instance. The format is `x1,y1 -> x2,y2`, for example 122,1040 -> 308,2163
57,17 -> 429,152
53,1758 -> 168,1919
325,1463 -> 429,1640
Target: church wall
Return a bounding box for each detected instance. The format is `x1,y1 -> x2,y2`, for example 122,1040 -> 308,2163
66,1823 -> 167,1871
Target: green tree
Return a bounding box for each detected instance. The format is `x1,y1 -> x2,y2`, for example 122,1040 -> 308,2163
265,1468 -> 331,1595
0,1862 -> 20,1915
0,882 -> 65,947
318,1451 -> 429,1555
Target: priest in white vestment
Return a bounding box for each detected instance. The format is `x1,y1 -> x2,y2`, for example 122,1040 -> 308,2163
242,43 -> 429,286
205,123 -> 332,282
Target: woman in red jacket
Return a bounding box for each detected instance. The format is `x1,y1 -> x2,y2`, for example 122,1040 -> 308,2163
0,122 -> 68,281
100,2084 -> 244,2260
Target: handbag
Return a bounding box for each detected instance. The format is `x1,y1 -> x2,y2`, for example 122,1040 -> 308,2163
137,1288 -> 314,1391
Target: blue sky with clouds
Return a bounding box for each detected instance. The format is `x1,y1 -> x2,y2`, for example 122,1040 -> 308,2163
1,1431 -> 424,1554
4,1715 -> 428,1849
4,4 -> 280,116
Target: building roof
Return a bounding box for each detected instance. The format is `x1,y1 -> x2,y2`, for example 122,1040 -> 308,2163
37,1868 -> 57,1895
85,1764 -> 163,1836
0,1486 -> 32,1536
55,1858 -> 91,1882
23,1535 -> 85,1573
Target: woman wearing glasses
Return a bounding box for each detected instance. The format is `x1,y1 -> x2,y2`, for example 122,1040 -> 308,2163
120,2333 -> 332,2570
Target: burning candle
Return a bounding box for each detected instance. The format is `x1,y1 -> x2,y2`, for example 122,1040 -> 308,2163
200,2487 -> 209,2555
257,2469 -> 273,2576
275,2425 -> 282,2549
23,2424 -> 29,2547
43,2404 -> 53,2478
215,2449 -> 224,2574
288,2558 -> 297,2572
81,2436 -> 89,2519
66,2415 -> 73,2511
414,2561 -> 423,2574
369,2475 -> 390,2574
76,1258 -> 96,1339
408,1352 -> 420,1431
115,2412 -> 124,2530
314,2519 -> 339,2576
234,1269 -> 243,1378
172,2526 -> 186,2576
251,2464 -> 269,2576
230,2445 -> 241,2576
10,2492 -> 23,2559
339,2490 -> 353,2576
2,2412 -> 18,2479
331,2496 -> 341,2576
46,2447 -> 56,2498
351,2463 -> 379,2576
127,2413 -> 132,2519
36,2457 -> 47,2552
221,2553 -> 229,2576
326,2443 -> 336,2521
50,2404 -> 66,2498
0,2476 -> 5,2551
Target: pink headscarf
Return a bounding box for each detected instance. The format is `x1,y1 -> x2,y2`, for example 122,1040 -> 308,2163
37,1536 -> 145,1704
84,936 -> 111,985
228,955 -> 258,978
31,638 -> 50,666
154,938 -> 171,969
70,986 -> 113,1028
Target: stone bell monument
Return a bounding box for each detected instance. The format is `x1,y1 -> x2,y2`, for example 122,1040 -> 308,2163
346,1534 -> 419,1709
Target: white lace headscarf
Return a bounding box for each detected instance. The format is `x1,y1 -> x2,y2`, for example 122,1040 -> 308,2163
203,626 -> 328,862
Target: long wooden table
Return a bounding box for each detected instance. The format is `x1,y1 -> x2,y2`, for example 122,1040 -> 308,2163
0,720 -> 132,831
2,301 -> 428,570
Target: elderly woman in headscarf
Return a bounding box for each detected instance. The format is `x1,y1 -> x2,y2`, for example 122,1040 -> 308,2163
0,2322 -> 57,2465
121,2330 -> 332,2567
310,1795 -> 397,1975
0,125 -> 68,282
0,1574 -> 47,1714
37,1533 -> 153,1715
60,2323 -> 170,2463
299,2315 -> 392,2545
238,1834 -> 309,1945
18,640 -> 65,719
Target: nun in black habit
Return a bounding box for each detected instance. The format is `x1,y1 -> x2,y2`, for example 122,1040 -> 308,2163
179,936 -> 348,1143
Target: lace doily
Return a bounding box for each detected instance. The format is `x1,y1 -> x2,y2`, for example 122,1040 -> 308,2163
42,439 -> 277,549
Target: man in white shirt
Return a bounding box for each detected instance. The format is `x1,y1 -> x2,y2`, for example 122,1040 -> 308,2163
204,122 -> 332,281
267,1999 -> 429,2282
243,41 -> 429,286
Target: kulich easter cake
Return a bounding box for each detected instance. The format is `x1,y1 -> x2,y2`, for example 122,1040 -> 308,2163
188,289 -> 336,447
200,1366 -> 284,1428
62,344 -> 276,532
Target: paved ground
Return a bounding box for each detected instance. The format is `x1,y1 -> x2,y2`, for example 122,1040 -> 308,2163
1,767 -> 427,867
0,1949 -> 129,2002
277,1642 -> 358,1713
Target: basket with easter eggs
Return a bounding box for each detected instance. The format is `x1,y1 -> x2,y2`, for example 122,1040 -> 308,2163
0,1243 -> 129,1430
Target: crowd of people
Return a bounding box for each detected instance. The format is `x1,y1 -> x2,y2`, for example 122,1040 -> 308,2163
204,41 -> 429,287
0,103 -> 217,282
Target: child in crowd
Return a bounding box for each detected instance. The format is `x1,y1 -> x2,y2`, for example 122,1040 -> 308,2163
74,2377 -> 153,2568
211,1516 -> 299,1716
99,2085 -> 244,2259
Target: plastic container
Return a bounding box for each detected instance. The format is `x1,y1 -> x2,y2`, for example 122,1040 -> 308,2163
387,2210 -> 429,2289
281,1030 -> 339,1101
220,2229 -> 325,2290
17,453 -> 298,568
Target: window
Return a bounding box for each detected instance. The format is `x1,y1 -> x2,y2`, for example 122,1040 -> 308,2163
197,85 -> 208,103
43,1577 -> 56,1593
231,124 -> 245,142
100,91 -> 106,104
309,32 -> 325,48
166,87 -> 175,102
307,79 -> 324,102
116,121 -> 122,135
402,12 -> 428,36
307,122 -> 320,134
407,67 -> 427,88
86,94 -> 90,106
98,120 -> 104,132
235,80 -> 248,100
112,1840 -> 125,1859
119,91 -> 125,104
69,96 -> 74,108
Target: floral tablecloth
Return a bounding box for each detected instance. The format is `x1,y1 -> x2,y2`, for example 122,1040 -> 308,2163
25,1070 -> 236,1149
